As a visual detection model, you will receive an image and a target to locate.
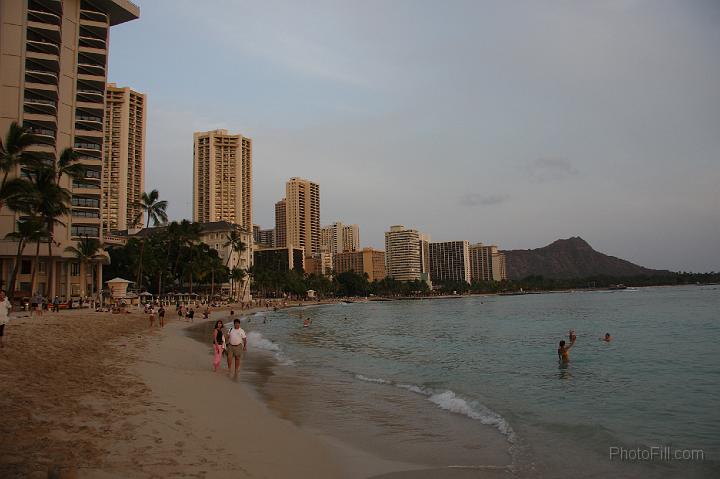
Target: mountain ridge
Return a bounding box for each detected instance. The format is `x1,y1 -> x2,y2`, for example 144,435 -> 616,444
501,237 -> 671,280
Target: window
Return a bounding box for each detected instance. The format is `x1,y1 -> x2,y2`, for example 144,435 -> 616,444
21,260 -> 32,275
38,261 -> 46,273
70,263 -> 80,276
73,209 -> 99,218
72,196 -> 99,208
71,225 -> 99,237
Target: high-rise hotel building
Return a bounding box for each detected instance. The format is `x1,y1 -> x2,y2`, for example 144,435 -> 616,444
274,198 -> 286,248
320,221 -> 359,254
285,177 -> 320,256
0,0 -> 139,297
429,240 -> 471,284
193,129 -> 252,229
384,225 -> 431,283
469,243 -> 507,282
103,83 -> 145,232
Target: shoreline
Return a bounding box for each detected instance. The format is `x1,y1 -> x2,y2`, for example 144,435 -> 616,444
0,307 -> 427,478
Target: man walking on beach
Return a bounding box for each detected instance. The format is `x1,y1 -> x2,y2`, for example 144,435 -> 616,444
226,318 -> 247,377
0,290 -> 12,348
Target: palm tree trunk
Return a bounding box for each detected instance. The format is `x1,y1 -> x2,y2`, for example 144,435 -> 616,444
89,262 -> 95,298
136,238 -> 146,291
30,239 -> 41,295
8,239 -> 26,299
46,237 -> 54,298
80,260 -> 86,297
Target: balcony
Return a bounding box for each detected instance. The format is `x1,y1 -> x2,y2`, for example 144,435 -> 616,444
80,10 -> 108,23
79,35 -> 106,49
27,8 -> 61,26
73,142 -> 102,157
76,89 -> 104,103
26,39 -> 59,56
25,69 -> 58,85
24,97 -> 57,114
77,63 -> 105,77
26,126 -> 56,144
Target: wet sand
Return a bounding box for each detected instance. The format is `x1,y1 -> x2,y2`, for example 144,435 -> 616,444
0,307 -> 421,478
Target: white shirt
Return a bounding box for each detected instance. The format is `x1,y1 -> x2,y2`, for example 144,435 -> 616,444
228,327 -> 247,346
0,298 -> 11,325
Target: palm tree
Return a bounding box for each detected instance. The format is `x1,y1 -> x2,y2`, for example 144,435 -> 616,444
19,163 -> 71,300
55,147 -> 86,182
223,230 -> 247,300
65,236 -> 105,298
4,217 -> 45,299
0,124 -> 38,217
231,267 -> 246,301
133,189 -> 168,290
171,219 -> 201,281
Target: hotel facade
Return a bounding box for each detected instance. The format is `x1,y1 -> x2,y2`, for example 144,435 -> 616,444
320,221 -> 359,254
285,177 -> 320,256
334,247 -> 386,282
384,225 -> 431,283
102,82 -> 145,232
469,243 -> 507,282
0,0 -> 139,297
192,129 -> 252,229
429,240 -> 471,284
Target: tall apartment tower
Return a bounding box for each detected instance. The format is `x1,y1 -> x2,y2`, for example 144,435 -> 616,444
320,221 -> 359,254
285,178 -> 320,256
274,198 -> 287,248
469,244 -> 507,282
103,83 -> 145,232
193,129 -> 252,228
429,241 -> 471,284
0,0 -> 139,297
384,225 -> 431,283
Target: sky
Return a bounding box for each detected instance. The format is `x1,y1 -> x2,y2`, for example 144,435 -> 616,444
107,0 -> 720,272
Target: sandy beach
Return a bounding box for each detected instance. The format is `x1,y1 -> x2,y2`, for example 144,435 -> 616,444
0,306 -> 442,479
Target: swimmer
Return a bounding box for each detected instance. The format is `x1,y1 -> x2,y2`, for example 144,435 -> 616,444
303,318 -> 310,328
558,337 -> 575,363
600,332 -> 612,342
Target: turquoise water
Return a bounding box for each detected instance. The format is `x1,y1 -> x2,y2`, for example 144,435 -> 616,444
239,285 -> 720,477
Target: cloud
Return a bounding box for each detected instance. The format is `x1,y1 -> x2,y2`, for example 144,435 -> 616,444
528,157 -> 579,182
459,193 -> 510,207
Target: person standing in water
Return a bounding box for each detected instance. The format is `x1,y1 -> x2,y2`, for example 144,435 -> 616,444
600,332 -> 612,342
558,335 -> 576,363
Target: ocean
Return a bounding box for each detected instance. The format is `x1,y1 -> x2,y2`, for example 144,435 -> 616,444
202,285 -> 720,478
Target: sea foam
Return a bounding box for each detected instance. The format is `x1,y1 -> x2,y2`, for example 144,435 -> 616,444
247,331 -> 294,365
355,374 -> 515,442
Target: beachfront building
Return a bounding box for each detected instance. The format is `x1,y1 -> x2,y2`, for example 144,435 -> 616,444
429,241 -> 471,284
253,246 -> 305,273
102,83 -> 145,233
334,248 -> 386,282
320,222 -> 359,254
285,177 -> 320,256
0,0 -> 139,298
274,198 -> 287,248
304,251 -> 333,276
384,225 -> 431,283
256,228 -> 274,248
469,243 -> 507,282
192,129 -> 252,229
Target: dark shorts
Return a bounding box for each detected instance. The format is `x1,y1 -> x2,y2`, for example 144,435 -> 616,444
0,324 -> 5,336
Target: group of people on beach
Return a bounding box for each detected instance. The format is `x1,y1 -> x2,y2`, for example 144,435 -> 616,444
557,329 -> 612,363
211,311 -> 247,377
